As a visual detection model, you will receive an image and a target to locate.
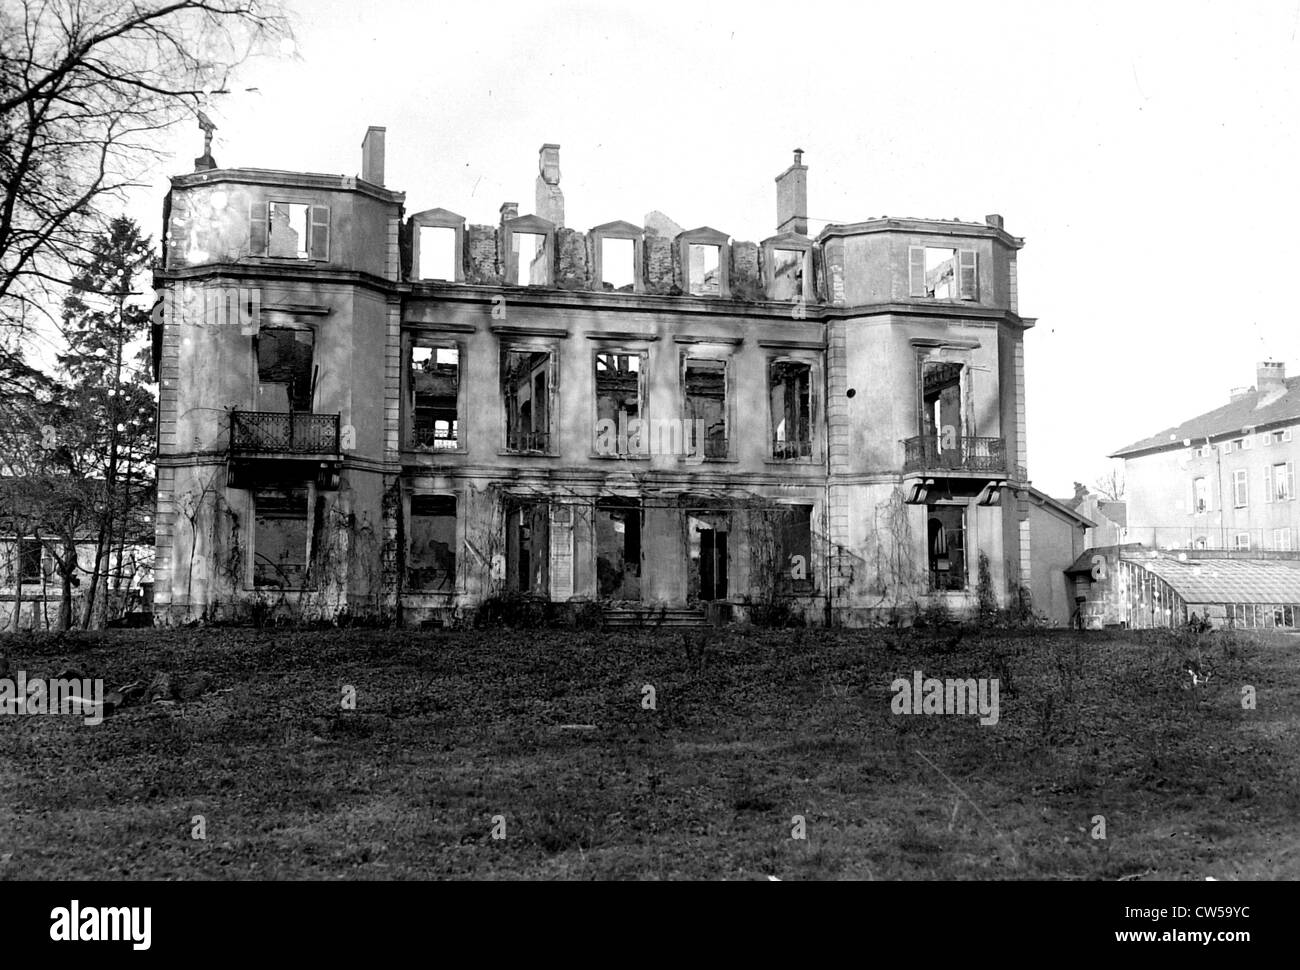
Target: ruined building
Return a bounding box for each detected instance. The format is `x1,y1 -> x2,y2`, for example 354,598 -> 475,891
151,130 -> 1036,626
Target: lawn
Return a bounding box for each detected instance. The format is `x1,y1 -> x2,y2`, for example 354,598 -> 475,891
0,624 -> 1297,880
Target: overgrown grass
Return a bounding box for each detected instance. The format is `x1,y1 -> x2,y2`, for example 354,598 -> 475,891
0,625 -> 1296,880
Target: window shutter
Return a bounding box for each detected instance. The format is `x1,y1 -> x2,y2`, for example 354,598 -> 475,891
908,247 -> 926,297
308,205 -> 330,261
249,201 -> 269,256
1289,461 -> 1296,501
549,506 -> 574,600
958,250 -> 978,300
1265,465 -> 1274,503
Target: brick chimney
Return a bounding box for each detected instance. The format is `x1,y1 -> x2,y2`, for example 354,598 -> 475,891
361,126 -> 386,186
536,144 -> 563,227
775,149 -> 808,236
1256,360 -> 1287,407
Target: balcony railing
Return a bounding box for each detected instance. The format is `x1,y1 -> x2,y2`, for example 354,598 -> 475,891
506,429 -> 551,453
772,437 -> 813,460
231,410 -> 340,455
411,426 -> 460,451
903,435 -> 1007,475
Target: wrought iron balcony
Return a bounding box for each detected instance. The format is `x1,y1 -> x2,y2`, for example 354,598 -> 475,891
506,429 -> 551,453
772,437 -> 813,460
903,435 -> 1008,475
230,410 -> 340,455
411,425 -> 460,451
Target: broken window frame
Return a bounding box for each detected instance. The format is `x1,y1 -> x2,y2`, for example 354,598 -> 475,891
251,485 -> 315,589
406,493 -> 458,592
249,200 -> 329,261
408,208 -> 466,283
592,349 -> 646,457
254,326 -> 316,413
501,342 -> 559,455
761,234 -> 814,303
589,221 -> 644,293
681,354 -> 730,461
16,537 -> 42,584
908,245 -> 978,301
502,214 -> 556,287
678,228 -> 731,298
595,497 -> 642,601
768,356 -> 816,461
505,498 -> 552,597
686,510 -> 730,602
917,355 -> 968,456
772,504 -> 814,595
407,339 -> 465,452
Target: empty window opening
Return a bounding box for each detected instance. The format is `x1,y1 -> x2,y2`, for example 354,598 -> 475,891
256,328 -> 315,412
512,232 -> 549,285
418,225 -> 457,281
684,359 -> 727,458
595,352 -> 642,428
909,246 -> 977,300
774,505 -> 813,593
600,237 -> 636,292
502,349 -> 552,452
687,512 -> 729,601
254,486 -> 311,588
770,360 -> 812,459
506,501 -> 550,595
411,346 -> 459,450
1194,477 -> 1209,513
771,249 -> 805,302
922,360 -> 963,454
927,505 -> 966,591
688,244 -> 721,296
925,247 -> 957,299
596,498 -> 642,600
17,538 -> 42,583
408,495 -> 456,591
268,202 -> 310,259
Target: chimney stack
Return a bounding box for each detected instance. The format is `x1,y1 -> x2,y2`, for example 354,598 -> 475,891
775,148 -> 808,236
361,126 -> 386,186
500,201 -> 519,223
536,144 -> 564,227
1256,360 -> 1287,407
985,214 -> 1004,230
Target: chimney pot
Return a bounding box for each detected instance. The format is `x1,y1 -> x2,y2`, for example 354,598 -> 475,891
361,126 -> 386,186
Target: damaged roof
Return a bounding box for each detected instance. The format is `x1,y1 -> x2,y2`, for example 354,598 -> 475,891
1111,377 -> 1300,458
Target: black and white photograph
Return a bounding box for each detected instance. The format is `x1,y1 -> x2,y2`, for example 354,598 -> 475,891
0,0 -> 1291,948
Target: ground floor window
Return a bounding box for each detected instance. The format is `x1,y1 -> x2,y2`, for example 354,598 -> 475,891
687,511 -> 729,601
253,486 -> 312,588
927,504 -> 966,591
596,498 -> 641,600
407,495 -> 456,591
506,500 -> 549,595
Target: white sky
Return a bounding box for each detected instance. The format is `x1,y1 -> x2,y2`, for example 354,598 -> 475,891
121,0 -> 1300,498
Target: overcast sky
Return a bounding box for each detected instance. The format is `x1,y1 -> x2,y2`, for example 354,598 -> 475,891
126,0 -> 1300,498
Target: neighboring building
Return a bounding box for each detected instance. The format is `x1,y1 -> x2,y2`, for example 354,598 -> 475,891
0,534 -> 152,630
1021,487 -> 1094,625
1058,483 -> 1126,548
151,130 -> 1038,626
1112,361 -> 1300,552
1067,545 -> 1300,630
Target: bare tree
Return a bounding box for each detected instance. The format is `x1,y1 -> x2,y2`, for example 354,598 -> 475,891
1094,467 -> 1126,502
0,0 -> 292,338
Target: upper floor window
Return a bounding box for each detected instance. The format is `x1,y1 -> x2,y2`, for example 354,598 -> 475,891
1233,469 -> 1249,508
909,246 -> 977,301
1193,476 -> 1209,513
409,208 -> 465,283
512,232 -> 548,286
770,359 -> 813,460
250,201 -> 329,260
595,352 -> 643,426
678,227 -> 731,298
501,347 -> 555,453
1268,461 -> 1295,502
600,238 -> 636,292
410,345 -> 461,451
256,328 -> 315,412
683,357 -> 728,459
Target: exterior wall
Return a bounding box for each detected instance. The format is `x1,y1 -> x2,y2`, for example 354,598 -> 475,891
1024,504 -> 1087,625
153,157 -> 1034,627
1124,422 -> 1300,551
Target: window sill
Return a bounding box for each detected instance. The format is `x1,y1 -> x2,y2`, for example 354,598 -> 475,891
406,445 -> 467,456
764,457 -> 819,466
498,449 -> 558,458
679,456 -> 738,464
589,453 -> 651,461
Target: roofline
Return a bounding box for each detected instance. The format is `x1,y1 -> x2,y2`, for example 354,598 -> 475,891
170,167 -> 405,205
816,216 -> 1024,250
1023,485 -> 1096,528
1111,415 -> 1300,459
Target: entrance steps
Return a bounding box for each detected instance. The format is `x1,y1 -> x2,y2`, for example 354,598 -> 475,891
602,605 -> 710,629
